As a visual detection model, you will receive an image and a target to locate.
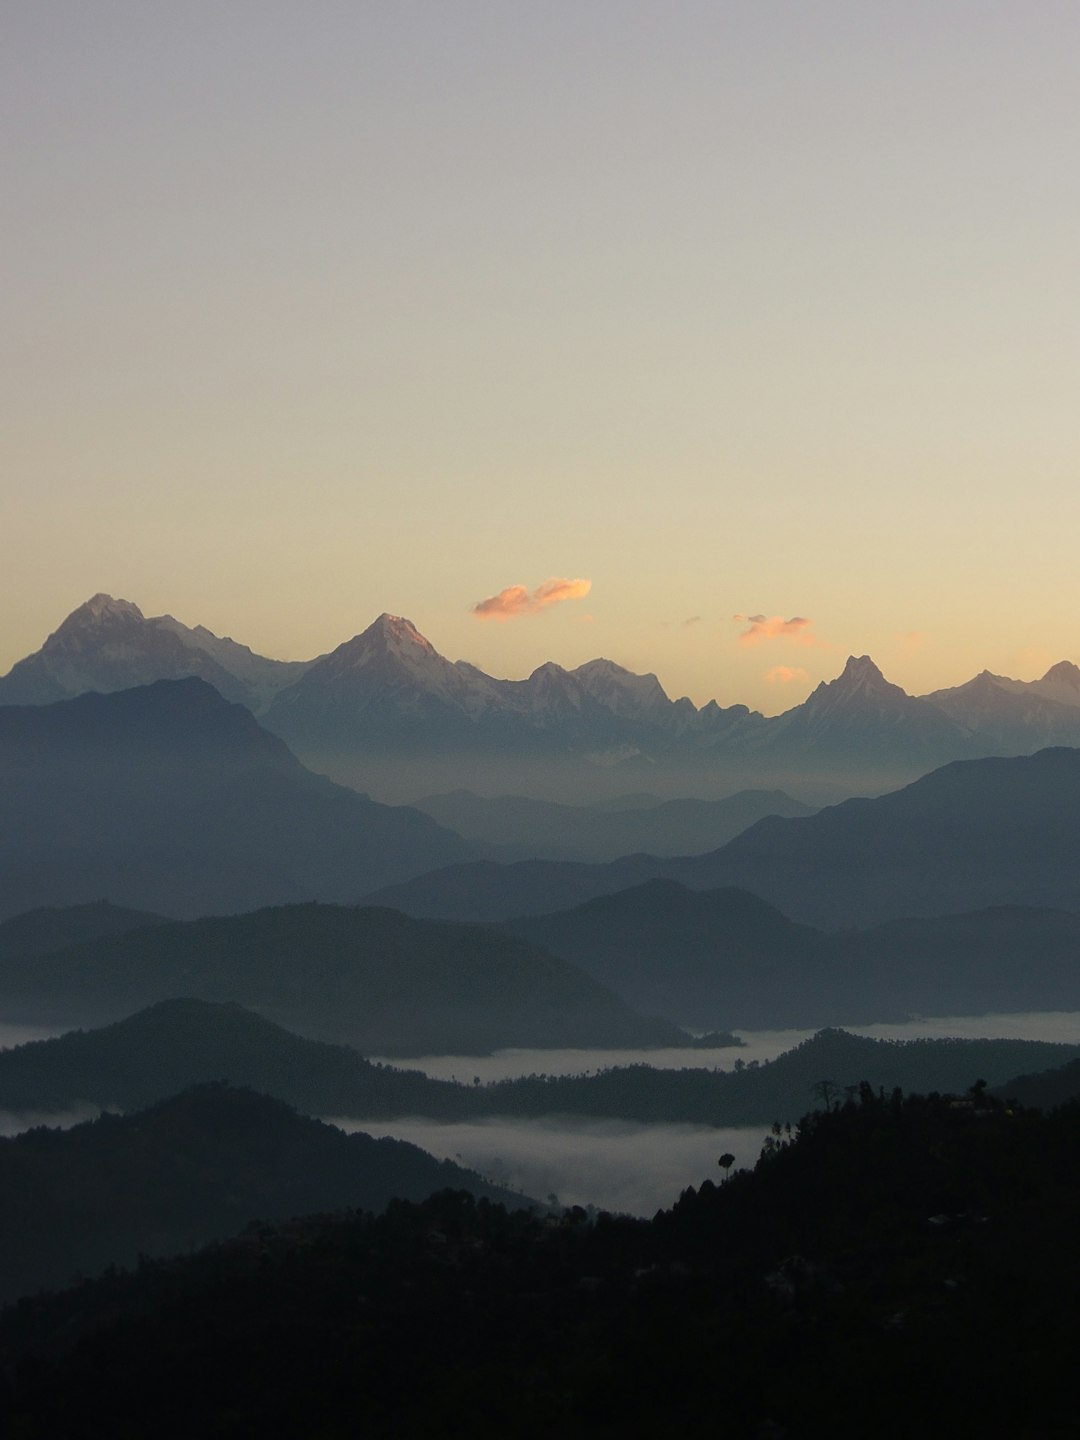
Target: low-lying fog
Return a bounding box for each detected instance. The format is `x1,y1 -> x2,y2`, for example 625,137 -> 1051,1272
333,1115 -> 769,1217
380,1009 -> 1080,1082
7,1010 -> 1080,1218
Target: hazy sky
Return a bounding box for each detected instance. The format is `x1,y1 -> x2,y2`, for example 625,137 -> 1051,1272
5,2 -> 1079,712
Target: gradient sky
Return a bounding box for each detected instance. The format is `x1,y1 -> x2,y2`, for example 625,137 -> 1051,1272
5,2 -> 1079,713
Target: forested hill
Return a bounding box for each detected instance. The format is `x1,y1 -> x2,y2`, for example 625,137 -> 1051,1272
0,1084 -> 528,1304
2,1087 -> 1079,1435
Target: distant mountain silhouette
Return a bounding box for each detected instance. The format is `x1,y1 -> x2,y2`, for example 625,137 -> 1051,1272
9,596 -> 1080,800
0,902 -> 686,1053
410,789 -> 815,862
0,593 -> 309,710
374,747 -> 1080,930
704,745 -> 1080,927
923,668 -> 1080,754
0,679 -> 475,921
0,1084 -> 528,1303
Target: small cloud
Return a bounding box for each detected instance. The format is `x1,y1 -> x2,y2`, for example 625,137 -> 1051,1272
733,614 -> 825,649
683,615 -> 702,627
473,577 -> 592,621
575,612 -> 595,625
898,630 -> 926,654
765,666 -> 810,685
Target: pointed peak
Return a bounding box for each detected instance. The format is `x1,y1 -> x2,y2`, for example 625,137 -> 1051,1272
1042,660 -> 1080,684
72,594 -> 145,623
839,654 -> 885,681
353,613 -> 436,654
53,594 -> 146,636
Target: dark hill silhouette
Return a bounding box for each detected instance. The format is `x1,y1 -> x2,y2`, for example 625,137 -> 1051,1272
506,884 -> 1080,1029
507,879 -> 838,1028
0,901 -> 169,960
992,1054 -> 1080,1110
0,1084 -> 528,1303
0,999 -> 460,1116
370,747 -> 1080,929
0,679 -> 476,922
0,903 -> 686,1053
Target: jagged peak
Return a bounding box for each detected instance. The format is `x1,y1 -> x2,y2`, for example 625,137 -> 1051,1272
1042,660 -> 1080,684
839,654 -> 886,682
338,613 -> 440,659
64,593 -> 145,625
526,660 -> 572,679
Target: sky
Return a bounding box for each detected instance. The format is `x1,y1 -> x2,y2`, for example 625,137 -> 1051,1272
4,2 -> 1079,713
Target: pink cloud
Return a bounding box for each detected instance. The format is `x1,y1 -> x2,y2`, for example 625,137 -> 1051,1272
765,665 -> 810,685
473,577 -> 592,620
733,613 -> 825,649
898,630 -> 926,654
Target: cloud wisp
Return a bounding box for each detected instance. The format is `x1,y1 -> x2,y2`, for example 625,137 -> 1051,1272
733,614 -> 826,649
473,577 -> 592,621
765,666 -> 810,685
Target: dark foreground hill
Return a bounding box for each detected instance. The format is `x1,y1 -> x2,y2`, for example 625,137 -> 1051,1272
0,903 -> 685,1053
507,881 -> 1080,1029
370,746 -> 1080,928
3,1003 -> 1076,1133
3,1090 -> 1080,1436
0,679 -> 475,922
0,1085 -> 527,1305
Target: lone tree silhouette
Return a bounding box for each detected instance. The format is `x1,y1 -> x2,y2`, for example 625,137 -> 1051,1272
717,1152 -> 735,1180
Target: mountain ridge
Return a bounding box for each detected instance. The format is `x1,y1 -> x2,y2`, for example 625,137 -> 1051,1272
6,596 -> 1080,798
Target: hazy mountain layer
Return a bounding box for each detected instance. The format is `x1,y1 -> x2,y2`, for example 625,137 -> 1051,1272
372,745 -> 1080,930
410,788 -> 816,861
0,903 -> 686,1053
0,678 -> 475,922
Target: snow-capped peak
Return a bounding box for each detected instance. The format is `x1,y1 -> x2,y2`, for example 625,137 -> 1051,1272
361,613 -> 438,657
64,594 -> 146,627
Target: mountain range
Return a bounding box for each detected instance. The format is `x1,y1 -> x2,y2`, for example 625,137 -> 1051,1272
5,594 -> 1080,798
